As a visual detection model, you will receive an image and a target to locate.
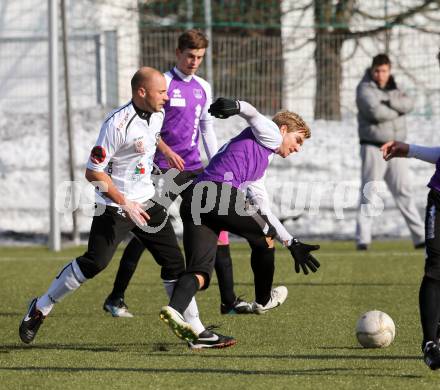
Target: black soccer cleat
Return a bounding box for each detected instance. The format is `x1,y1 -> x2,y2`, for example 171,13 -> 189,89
220,296 -> 253,315
188,325 -> 237,350
19,298 -> 45,344
423,341 -> 440,370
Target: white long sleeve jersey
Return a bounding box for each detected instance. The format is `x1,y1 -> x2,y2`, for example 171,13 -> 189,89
86,101 -> 164,207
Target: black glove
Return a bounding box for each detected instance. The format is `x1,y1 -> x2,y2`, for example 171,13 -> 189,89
288,239 -> 320,275
208,98 -> 240,119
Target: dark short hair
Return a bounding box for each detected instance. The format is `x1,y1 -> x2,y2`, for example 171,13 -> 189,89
372,53 -> 391,68
177,29 -> 208,51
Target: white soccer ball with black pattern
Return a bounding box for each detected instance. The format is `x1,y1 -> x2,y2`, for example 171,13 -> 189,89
355,310 -> 395,348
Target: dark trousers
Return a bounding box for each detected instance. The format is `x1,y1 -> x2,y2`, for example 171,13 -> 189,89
424,189 -> 440,281
180,181 -> 276,304
76,202 -> 184,281
419,189 -> 440,346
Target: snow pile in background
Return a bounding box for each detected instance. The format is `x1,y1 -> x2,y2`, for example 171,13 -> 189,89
1,106 -> 439,243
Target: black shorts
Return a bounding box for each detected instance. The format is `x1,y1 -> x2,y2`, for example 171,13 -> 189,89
179,181 -> 276,288
425,189 -> 440,280
76,201 -> 185,280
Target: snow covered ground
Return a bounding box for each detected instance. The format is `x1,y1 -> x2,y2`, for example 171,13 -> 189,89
0,106 -> 438,244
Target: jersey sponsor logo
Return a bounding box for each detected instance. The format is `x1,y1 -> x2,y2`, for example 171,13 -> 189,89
172,89 -> 182,98
193,89 -> 203,99
117,112 -> 130,131
170,98 -> 186,107
90,146 -> 106,164
135,162 -> 145,175
130,162 -> 146,182
134,137 -> 145,154
170,88 -> 186,107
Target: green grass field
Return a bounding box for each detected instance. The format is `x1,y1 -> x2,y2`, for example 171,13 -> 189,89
0,240 -> 438,389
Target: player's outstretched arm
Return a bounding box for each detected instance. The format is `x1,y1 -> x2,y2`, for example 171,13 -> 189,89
381,141 -> 440,164
287,239 -> 320,275
209,98 -> 282,149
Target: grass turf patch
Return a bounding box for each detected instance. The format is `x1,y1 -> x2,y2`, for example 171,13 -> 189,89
0,240 -> 437,389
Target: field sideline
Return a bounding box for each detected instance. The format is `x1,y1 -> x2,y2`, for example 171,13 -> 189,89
0,241 -> 438,389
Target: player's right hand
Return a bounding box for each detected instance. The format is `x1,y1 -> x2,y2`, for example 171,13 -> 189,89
208,98 -> 240,119
122,200 -> 150,226
380,141 -> 409,161
288,239 -> 320,275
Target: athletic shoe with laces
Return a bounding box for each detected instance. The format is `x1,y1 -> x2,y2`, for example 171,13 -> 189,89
251,286 -> 288,315
220,296 -> 253,315
19,297 -> 45,344
188,325 -> 237,350
159,305 -> 198,343
103,297 -> 134,318
424,341 -> 440,370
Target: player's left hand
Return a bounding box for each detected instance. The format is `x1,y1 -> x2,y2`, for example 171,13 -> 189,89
288,239 -> 320,275
208,98 -> 240,119
380,141 -> 409,161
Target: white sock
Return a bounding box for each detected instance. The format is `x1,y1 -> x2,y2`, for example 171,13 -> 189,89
163,279 -> 205,335
37,260 -> 87,316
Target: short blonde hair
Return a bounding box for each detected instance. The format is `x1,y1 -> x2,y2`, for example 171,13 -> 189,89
272,111 -> 311,138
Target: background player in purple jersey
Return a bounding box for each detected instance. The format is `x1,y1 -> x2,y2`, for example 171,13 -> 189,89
159,98 -> 321,342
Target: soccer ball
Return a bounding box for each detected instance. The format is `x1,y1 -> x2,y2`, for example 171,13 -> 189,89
355,310 -> 395,348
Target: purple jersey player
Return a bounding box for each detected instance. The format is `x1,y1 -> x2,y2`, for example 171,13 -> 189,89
154,68 -> 211,171
159,98 -> 322,342
382,133 -> 440,370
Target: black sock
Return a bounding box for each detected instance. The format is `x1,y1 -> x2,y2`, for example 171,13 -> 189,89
419,276 -> 440,348
109,238 -> 145,301
215,245 -> 236,306
169,273 -> 200,315
251,246 -> 275,306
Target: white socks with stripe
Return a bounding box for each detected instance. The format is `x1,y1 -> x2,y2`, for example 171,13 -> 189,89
163,280 -> 205,335
36,260 -> 87,316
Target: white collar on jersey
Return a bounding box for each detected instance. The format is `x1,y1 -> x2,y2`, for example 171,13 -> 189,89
173,66 -> 193,83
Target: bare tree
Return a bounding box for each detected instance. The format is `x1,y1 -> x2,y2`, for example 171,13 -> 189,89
312,0 -> 439,120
